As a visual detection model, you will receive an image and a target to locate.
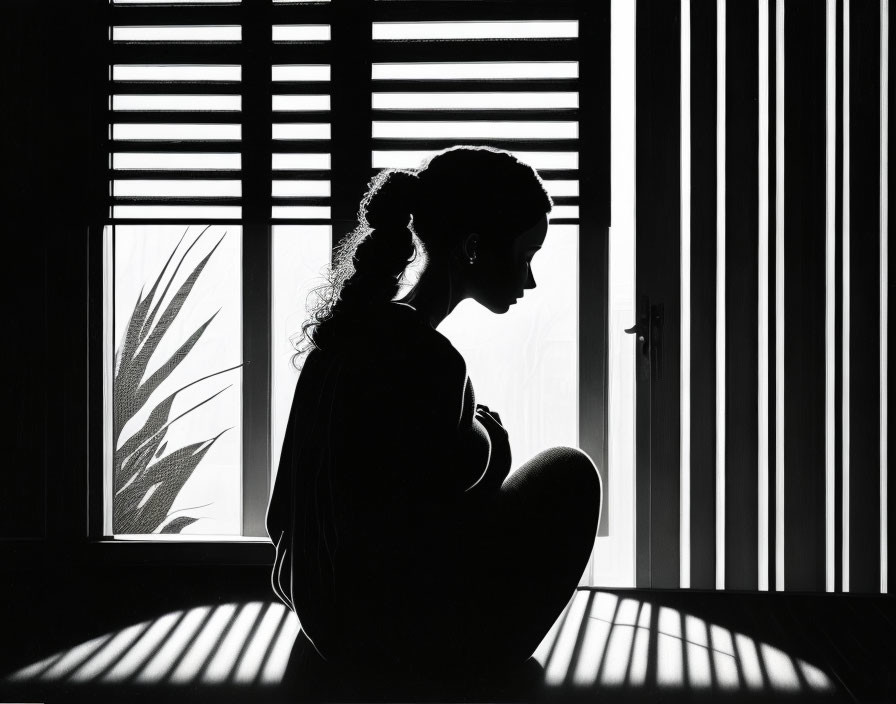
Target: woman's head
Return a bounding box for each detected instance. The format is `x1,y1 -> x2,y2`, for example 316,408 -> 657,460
294,146 -> 552,360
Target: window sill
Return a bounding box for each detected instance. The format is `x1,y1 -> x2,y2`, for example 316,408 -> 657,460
0,537 -> 276,569
83,538 -> 276,566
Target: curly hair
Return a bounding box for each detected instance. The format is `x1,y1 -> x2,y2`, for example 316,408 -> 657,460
290,145 -> 553,370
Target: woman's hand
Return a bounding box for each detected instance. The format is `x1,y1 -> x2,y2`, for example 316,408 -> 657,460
475,404 -> 511,480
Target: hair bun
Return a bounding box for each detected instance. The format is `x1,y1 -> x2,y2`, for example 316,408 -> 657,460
363,169 -> 419,230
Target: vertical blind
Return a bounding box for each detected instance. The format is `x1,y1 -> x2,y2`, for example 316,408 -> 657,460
638,0 -> 890,593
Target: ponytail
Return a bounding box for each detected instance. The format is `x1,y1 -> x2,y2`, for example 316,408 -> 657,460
291,169 -> 419,364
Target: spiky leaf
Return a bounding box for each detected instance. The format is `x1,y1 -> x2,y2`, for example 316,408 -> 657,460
160,517 -> 199,534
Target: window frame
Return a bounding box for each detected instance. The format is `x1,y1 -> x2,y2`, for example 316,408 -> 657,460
87,0 -> 609,564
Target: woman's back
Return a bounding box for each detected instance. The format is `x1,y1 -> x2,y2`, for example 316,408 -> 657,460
267,302 -> 478,666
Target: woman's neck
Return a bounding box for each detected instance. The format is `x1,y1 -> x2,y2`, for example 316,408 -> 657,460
394,253 -> 466,329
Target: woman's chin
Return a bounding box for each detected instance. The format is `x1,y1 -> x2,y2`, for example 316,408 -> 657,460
478,296 -> 517,314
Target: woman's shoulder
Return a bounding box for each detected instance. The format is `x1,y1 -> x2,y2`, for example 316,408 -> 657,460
313,302 -> 465,378
386,303 -> 464,368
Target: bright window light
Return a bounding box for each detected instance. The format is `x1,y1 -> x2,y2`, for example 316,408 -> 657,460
599,598 -> 640,685
572,592 -> 618,685
70,622 -> 148,682
112,180 -> 241,198
233,604 -> 288,684
709,624 -> 741,688
113,65 -> 241,82
272,65 -> 331,81
112,95 -> 241,112
272,95 -> 330,111
680,0 -> 692,590
112,25 -> 241,42
372,150 -> 577,171
258,612 -> 301,685
372,121 -> 577,139
112,153 -> 241,170
169,604 -> 237,684
685,615 -> 712,688
271,206 -> 331,219
372,92 -> 579,110
272,153 -> 331,170
272,124 -> 331,140
103,611 -> 182,682
544,590 -> 590,685
271,181 -> 331,198
112,123 -> 241,140
272,25 -> 331,42
112,206 -> 241,219
202,602 -> 265,684
137,607 -> 211,683
372,61 -> 578,80
373,21 -> 578,41
111,226 -> 243,536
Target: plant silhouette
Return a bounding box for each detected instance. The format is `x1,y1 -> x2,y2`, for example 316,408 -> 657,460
112,226 -> 245,534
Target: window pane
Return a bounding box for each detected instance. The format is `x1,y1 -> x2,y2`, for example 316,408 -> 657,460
112,206 -> 242,220
372,121 -> 577,140
271,206 -> 331,220
272,65 -> 330,82
271,124 -> 331,140
272,153 -> 331,170
112,26 -> 242,42
372,21 -> 579,41
372,61 -> 579,80
114,0 -> 240,4
549,205 -> 579,219
112,124 -> 241,141
372,92 -> 579,110
112,180 -> 241,198
542,179 -> 579,197
113,65 -> 241,82
111,225 -> 242,536
272,180 -> 331,198
112,95 -> 242,112
112,153 -> 241,171
271,226 -> 333,484
436,224 -> 579,475
272,25 -> 331,42
272,95 -> 331,111
372,150 -> 578,170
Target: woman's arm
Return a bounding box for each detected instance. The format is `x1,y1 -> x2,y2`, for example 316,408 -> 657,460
463,405 -> 511,497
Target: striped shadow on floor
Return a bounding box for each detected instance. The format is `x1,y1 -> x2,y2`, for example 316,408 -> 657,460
3,590 -> 844,702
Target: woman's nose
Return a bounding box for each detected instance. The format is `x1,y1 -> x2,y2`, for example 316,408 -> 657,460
525,269 -> 536,290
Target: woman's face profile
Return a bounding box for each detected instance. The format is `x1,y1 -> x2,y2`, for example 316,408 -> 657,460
467,213 -> 549,314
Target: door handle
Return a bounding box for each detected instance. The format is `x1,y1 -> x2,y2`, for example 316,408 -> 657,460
624,294 -> 650,360
625,295 -> 664,382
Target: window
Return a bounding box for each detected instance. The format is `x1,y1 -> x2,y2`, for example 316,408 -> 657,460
99,0 -> 608,549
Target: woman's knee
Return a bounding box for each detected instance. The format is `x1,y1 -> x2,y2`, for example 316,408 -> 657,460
542,446 -> 601,497
554,447 -> 601,524
511,446 -> 602,525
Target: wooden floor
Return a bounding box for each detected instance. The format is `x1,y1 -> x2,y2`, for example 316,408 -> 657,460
2,586 -> 894,703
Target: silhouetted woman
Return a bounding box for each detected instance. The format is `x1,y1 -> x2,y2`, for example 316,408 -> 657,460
266,146 -> 601,682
